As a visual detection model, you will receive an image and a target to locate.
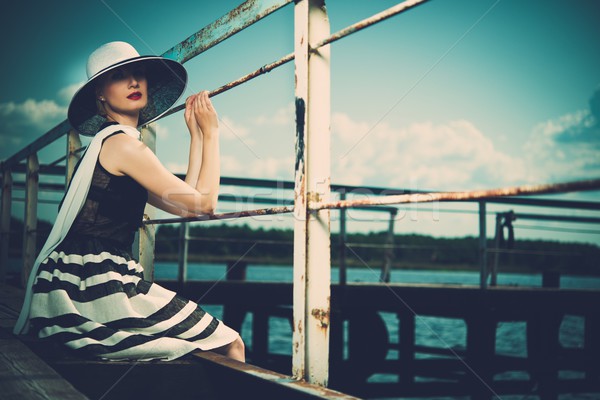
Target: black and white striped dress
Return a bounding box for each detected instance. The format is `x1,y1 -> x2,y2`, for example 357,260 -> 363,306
28,130 -> 239,361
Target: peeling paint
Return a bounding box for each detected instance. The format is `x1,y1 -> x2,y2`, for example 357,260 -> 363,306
161,0 -> 293,63
311,308 -> 330,328
294,97 -> 306,175
307,192 -> 322,203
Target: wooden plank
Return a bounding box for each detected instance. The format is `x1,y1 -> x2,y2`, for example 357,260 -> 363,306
192,351 -> 360,399
37,356 -> 217,400
0,334 -> 88,400
0,169 -> 12,283
22,154 -> 39,288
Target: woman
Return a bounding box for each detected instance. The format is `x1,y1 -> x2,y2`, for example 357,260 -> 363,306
13,41 -> 245,362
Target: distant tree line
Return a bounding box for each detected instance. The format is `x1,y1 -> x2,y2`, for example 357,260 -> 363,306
154,223 -> 600,275
7,218 -> 600,275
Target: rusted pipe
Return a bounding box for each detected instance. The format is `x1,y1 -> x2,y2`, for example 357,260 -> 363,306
162,0 -> 294,64
160,53 -> 294,119
144,205 -> 294,225
311,0 -> 430,51
309,179 -> 600,211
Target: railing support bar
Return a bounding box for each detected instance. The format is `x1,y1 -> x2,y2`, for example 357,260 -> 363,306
338,191 -> 347,285
380,209 -> 397,283
478,201 -> 487,289
178,222 -> 190,285
135,125 -> 157,281
66,129 -> 82,188
0,169 -> 12,283
292,0 -> 332,386
22,154 -> 39,288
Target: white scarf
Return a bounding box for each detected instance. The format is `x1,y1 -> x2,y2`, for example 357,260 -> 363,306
13,123 -> 141,335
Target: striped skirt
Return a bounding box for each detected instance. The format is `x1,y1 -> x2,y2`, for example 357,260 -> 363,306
28,236 -> 239,361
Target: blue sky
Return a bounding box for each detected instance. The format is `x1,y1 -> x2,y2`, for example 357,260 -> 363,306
1,0 -> 599,244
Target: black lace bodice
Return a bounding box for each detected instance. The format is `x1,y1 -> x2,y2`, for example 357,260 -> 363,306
67,131 -> 148,249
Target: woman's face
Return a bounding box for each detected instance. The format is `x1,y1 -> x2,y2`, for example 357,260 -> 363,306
97,64 -> 148,119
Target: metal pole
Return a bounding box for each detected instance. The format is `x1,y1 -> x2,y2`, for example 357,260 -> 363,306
0,169 -> 12,283
338,191 -> 347,285
22,154 -> 39,288
178,222 -> 189,285
478,201 -> 487,289
292,0 -> 331,386
136,125 -> 156,281
380,209 -> 397,283
66,129 -> 82,188
492,214 -> 502,287
310,178 -> 600,210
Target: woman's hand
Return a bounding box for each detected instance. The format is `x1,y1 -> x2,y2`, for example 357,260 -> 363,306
193,90 -> 219,138
184,94 -> 201,139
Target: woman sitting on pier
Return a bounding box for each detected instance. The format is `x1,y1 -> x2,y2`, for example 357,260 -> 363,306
13,41 -> 245,362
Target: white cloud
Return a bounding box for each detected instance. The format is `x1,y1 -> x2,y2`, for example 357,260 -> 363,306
332,113 -> 528,190
220,115 -> 250,139
57,81 -> 84,104
524,109 -> 600,182
0,98 -> 67,158
165,162 -> 187,174
220,154 -> 246,176
153,122 -> 170,140
221,154 -> 293,180
252,103 -> 294,126
0,99 -> 66,128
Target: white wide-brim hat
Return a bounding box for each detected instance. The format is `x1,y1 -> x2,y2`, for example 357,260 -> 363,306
68,41 -> 187,136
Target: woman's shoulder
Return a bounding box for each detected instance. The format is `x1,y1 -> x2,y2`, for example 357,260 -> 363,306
102,132 -> 143,154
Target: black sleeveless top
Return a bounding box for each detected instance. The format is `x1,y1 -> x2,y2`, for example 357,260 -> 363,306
66,124 -> 148,249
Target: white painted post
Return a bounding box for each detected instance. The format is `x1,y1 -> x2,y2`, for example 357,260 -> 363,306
22,154 -> 39,288
136,125 -> 156,281
380,209 -> 397,283
66,129 -> 82,187
338,191 -> 347,286
293,0 -> 331,386
178,222 -> 189,285
1,169 -> 12,282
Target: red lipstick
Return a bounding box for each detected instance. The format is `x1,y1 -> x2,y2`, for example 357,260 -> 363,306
128,91 -> 142,100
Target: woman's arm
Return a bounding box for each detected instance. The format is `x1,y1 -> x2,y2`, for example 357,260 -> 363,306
101,135 -> 215,215
183,94 -> 203,188
147,192 -> 197,217
192,91 -> 220,213
99,91 -> 221,216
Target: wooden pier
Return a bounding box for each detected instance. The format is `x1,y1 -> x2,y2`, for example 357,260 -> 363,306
155,278 -> 600,399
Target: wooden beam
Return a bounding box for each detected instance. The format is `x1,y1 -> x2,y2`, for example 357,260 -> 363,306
22,153 -> 39,288
0,169 -> 12,283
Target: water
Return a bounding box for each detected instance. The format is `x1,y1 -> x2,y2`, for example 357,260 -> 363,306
155,262 -> 600,399
154,261 -> 600,290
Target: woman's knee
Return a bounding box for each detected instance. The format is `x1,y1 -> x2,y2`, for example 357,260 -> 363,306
230,336 -> 245,360
212,336 -> 245,361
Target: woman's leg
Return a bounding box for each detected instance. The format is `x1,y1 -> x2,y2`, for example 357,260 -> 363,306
211,336 -> 245,362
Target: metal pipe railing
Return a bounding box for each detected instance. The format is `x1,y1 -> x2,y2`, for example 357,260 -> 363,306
308,179 -> 600,211
312,0 -> 429,51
